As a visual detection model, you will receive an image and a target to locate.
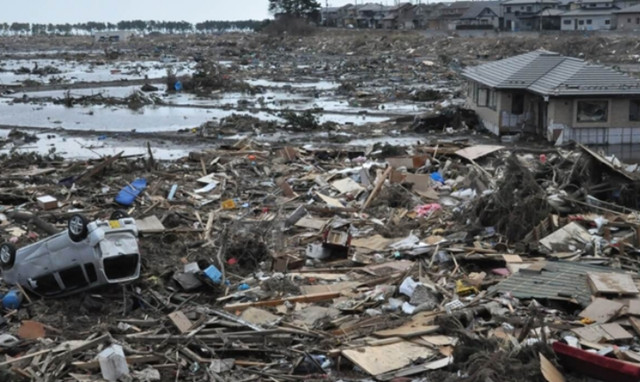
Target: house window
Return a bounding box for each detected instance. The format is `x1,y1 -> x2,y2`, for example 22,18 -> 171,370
579,20 -> 584,25
605,19 -> 610,25
478,88 -> 489,107
506,6 -> 512,12
526,5 -> 532,11
629,18 -> 633,23
637,17 -> 640,23
489,90 -> 497,110
586,19 -> 592,24
577,100 -> 609,123
563,19 -> 572,24
630,100 -> 640,121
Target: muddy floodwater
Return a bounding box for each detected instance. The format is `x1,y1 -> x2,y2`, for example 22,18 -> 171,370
0,54 -> 446,159
1,34 -> 637,163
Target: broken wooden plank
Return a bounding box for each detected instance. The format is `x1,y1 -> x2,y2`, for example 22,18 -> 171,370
168,311 -> 193,334
0,349 -> 52,367
239,307 -> 280,327
361,166 -> 392,212
223,292 -> 342,312
374,312 -> 439,339
76,151 -> 124,184
299,281 -> 360,295
71,355 -> 162,370
539,352 -> 566,382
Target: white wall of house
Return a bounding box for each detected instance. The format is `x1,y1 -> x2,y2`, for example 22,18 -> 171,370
560,14 -> 616,30
503,3 -> 555,30
549,97 -> 640,144
617,13 -> 640,30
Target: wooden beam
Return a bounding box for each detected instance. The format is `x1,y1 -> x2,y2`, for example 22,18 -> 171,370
361,166 -> 392,212
223,292 -> 341,312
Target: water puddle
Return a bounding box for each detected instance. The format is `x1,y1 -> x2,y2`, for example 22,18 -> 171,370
0,131 -> 195,160
0,59 -> 194,85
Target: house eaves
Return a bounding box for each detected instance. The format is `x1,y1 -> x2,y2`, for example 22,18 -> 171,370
561,8 -> 617,16
615,3 -> 640,12
462,50 -> 640,97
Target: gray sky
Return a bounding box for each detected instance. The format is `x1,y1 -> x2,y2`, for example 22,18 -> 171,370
0,0 -> 376,23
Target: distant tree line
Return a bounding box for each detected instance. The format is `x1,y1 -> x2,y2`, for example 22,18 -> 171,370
0,20 -> 267,36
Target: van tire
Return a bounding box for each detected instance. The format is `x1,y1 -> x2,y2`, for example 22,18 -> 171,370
68,214 -> 89,242
0,243 -> 16,269
110,210 -> 129,220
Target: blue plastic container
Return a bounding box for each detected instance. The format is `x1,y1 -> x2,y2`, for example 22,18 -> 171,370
2,290 -> 23,310
203,265 -> 222,284
115,178 -> 147,206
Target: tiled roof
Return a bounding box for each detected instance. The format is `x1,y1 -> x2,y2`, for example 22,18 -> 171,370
615,3 -> 640,12
460,1 -> 502,18
462,50 -> 640,96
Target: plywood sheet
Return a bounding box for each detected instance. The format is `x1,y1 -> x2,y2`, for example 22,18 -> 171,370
588,272 -> 638,295
579,298 -> 624,323
342,341 -> 434,376
136,215 -> 165,233
316,192 -> 344,208
294,216 -> 328,230
300,281 -> 360,295
331,178 -> 364,194
572,323 -> 633,342
351,235 -> 395,251
455,145 -> 504,161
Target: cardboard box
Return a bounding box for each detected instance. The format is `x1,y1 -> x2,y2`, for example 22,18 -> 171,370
36,195 -> 58,211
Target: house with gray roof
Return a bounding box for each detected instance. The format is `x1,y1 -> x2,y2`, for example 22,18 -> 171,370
356,3 -> 390,28
381,3 -> 416,29
429,1 -> 474,30
462,50 -> 640,144
501,0 -> 561,30
560,8 -> 618,29
615,4 -> 640,31
560,0 -> 618,30
458,1 -> 502,29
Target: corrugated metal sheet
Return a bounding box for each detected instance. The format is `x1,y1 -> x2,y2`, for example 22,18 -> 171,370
488,261 -> 631,307
462,50 -> 640,96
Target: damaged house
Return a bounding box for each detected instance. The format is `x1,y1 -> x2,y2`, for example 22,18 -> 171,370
462,50 -> 640,144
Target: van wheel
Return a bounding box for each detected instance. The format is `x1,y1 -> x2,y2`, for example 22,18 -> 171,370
68,214 -> 89,242
0,243 -> 16,269
110,210 -> 129,220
